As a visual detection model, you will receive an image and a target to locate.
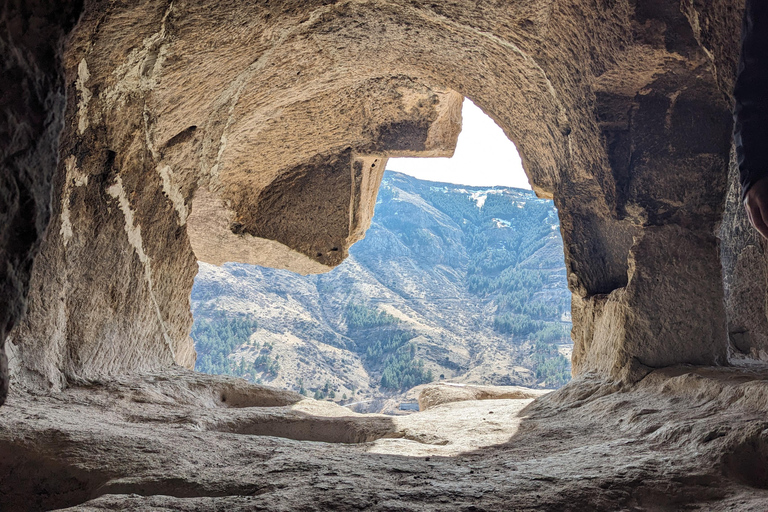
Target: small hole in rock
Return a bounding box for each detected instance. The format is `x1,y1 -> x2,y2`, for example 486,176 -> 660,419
163,125 -> 198,149
104,150 -> 117,175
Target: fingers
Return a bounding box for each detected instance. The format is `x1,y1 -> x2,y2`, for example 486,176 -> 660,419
746,195 -> 768,239
755,201 -> 768,239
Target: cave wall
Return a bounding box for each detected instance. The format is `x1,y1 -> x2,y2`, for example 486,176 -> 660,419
0,0 -> 84,404
1,0 -> 751,393
6,0 -> 465,392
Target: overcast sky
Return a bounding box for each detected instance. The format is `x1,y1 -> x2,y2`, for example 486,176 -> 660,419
386,98 -> 531,189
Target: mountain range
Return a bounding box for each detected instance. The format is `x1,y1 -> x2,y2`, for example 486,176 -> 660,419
190,171 -> 572,412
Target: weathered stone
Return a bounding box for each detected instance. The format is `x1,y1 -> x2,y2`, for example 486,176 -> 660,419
0,0 -> 85,404
417,382 -> 548,411
0,1 -> 766,508
573,225 -> 729,381
3,0 -> 743,392
1,368 -> 768,510
8,4 -> 464,389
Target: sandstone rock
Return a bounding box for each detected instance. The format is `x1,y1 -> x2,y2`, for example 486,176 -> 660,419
1,368 -> 768,510
417,382 -> 549,411
371,397 -> 540,456
187,84 -> 462,273
8,4 -> 463,390
2,0 -> 745,393
0,0 -> 85,405
572,224 -> 729,381
1,1 -> 766,508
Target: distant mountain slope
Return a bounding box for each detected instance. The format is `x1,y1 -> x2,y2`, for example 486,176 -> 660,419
191,171 -> 572,411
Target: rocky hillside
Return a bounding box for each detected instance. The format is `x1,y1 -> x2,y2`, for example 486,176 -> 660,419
191,171 -> 572,411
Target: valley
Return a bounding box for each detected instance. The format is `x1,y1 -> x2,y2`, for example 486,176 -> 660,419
190,171 -> 572,412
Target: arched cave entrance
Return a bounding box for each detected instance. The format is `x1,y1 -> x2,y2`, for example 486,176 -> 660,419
6,0 -> 736,393
4,1 -> 768,510
189,98 -> 574,414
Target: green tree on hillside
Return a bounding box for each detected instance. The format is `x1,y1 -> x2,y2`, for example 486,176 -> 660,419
345,303 -> 398,329
345,303 -> 433,390
192,315 -> 259,376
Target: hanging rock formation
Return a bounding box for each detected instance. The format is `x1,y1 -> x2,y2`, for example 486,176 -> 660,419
6,1 -> 464,391
3,0 -> 746,393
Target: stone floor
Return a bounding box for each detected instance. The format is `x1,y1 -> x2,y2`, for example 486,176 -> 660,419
2,366 -> 768,511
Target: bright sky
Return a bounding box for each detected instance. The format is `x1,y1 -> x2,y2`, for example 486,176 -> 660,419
387,98 -> 531,189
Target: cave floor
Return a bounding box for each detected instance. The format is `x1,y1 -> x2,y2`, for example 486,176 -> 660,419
2,367 -> 768,511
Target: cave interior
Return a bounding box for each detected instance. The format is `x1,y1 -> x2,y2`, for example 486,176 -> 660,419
3,0 -> 768,510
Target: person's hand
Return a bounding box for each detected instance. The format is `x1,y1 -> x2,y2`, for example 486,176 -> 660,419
745,177 -> 768,239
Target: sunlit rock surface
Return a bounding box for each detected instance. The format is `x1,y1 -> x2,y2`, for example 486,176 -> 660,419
3,0 -> 768,509
417,382 -> 549,411
3,368 -> 768,510
4,0 -> 745,392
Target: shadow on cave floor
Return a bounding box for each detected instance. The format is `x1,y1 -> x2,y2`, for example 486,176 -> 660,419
4,366 -> 768,511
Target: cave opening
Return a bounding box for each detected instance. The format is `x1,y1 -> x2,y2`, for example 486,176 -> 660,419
189,97 -> 573,418
5,1 -> 765,509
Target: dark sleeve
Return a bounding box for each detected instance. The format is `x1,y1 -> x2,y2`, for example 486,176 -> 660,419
734,0 -> 768,200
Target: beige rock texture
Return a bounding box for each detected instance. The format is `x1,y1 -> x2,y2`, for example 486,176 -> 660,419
7,1 -> 466,391
417,382 -> 549,411
0,0 -> 84,405
2,367 -> 768,510
5,0 -> 768,509
2,0 -> 744,392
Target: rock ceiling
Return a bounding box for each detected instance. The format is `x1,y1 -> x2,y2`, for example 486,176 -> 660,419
4,1 -> 768,509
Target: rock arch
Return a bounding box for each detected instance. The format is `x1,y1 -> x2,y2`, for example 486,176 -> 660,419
1,0 -> 750,398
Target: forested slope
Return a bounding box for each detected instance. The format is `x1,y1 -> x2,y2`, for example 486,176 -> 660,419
191,171 -> 572,410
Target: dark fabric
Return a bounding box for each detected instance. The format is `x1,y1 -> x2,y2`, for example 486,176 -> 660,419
735,0 -> 768,200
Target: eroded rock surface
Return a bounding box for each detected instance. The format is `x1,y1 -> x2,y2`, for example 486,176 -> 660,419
417,382 -> 549,411
2,369 -> 768,510
1,0 -> 747,394
0,0 -> 84,405
2,1 -> 768,509
7,2 -> 465,391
